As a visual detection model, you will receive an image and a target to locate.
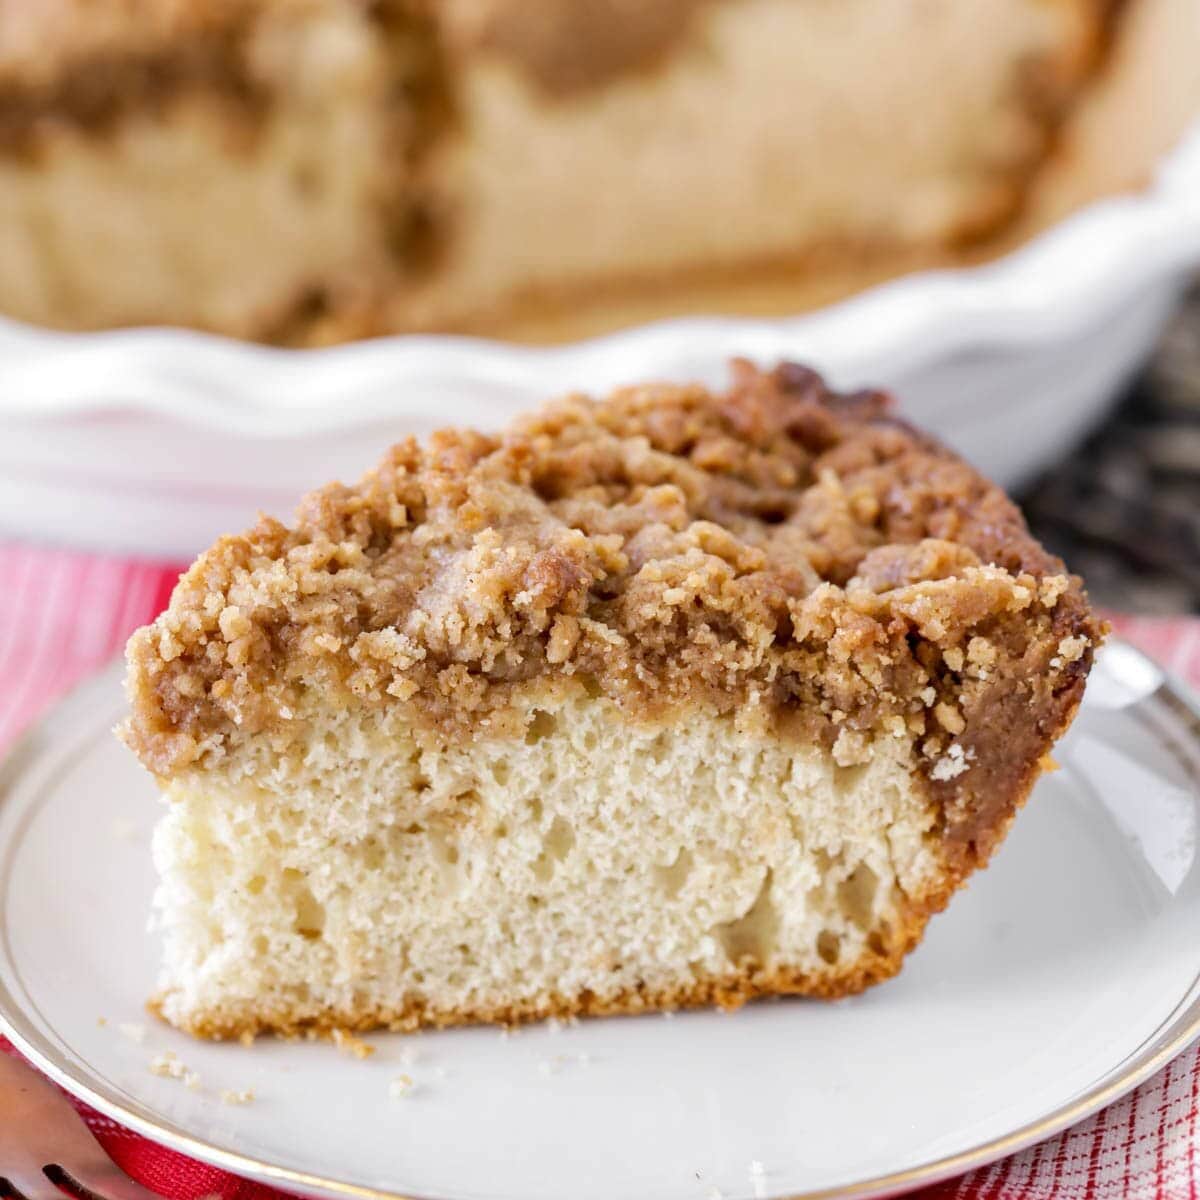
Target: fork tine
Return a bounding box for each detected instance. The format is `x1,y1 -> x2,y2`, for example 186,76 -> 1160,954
0,1169 -> 66,1200
47,1164 -> 164,1200
0,1054 -> 166,1200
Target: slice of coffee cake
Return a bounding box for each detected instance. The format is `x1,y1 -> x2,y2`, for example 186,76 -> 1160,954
122,363 -> 1102,1039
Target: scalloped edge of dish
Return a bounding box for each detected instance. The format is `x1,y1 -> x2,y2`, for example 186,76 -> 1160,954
0,122 -> 1197,439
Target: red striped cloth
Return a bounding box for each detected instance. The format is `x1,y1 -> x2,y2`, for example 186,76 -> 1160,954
1,540 -> 1197,1200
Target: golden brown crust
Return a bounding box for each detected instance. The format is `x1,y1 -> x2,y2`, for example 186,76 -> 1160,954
123,362 -> 1104,884
152,873 -> 944,1040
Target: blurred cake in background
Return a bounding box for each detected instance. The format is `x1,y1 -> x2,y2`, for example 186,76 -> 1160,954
0,0 -> 1192,345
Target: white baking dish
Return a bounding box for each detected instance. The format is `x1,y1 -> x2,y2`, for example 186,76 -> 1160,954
1,121 -> 1198,560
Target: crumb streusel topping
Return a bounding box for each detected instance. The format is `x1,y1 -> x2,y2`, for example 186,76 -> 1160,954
123,362 -> 1102,863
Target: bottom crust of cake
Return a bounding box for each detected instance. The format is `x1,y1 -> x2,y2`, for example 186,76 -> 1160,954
149,910 -> 940,1042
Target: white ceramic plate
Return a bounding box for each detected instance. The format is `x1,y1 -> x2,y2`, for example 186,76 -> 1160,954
1,642 -> 1198,1200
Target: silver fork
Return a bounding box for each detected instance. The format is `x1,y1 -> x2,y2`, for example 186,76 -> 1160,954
0,1053 -> 165,1200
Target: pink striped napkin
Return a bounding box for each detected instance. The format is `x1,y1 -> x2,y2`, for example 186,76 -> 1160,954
1,539 -> 1197,1200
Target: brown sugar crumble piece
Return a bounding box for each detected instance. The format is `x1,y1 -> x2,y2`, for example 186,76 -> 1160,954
332,1028 -> 376,1059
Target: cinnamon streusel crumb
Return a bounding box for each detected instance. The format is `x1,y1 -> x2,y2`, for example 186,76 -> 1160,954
123,361 -> 1103,870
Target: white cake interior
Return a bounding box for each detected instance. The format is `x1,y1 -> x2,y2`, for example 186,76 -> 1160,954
151,688 -> 943,1036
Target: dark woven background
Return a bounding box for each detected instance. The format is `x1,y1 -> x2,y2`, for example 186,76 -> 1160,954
1019,284 -> 1200,614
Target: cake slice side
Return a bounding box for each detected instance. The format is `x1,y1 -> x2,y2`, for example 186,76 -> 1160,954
122,362 -> 1102,1038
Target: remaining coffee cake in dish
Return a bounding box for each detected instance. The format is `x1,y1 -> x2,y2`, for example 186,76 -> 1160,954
0,0 -> 1165,343
122,362 -> 1103,1039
